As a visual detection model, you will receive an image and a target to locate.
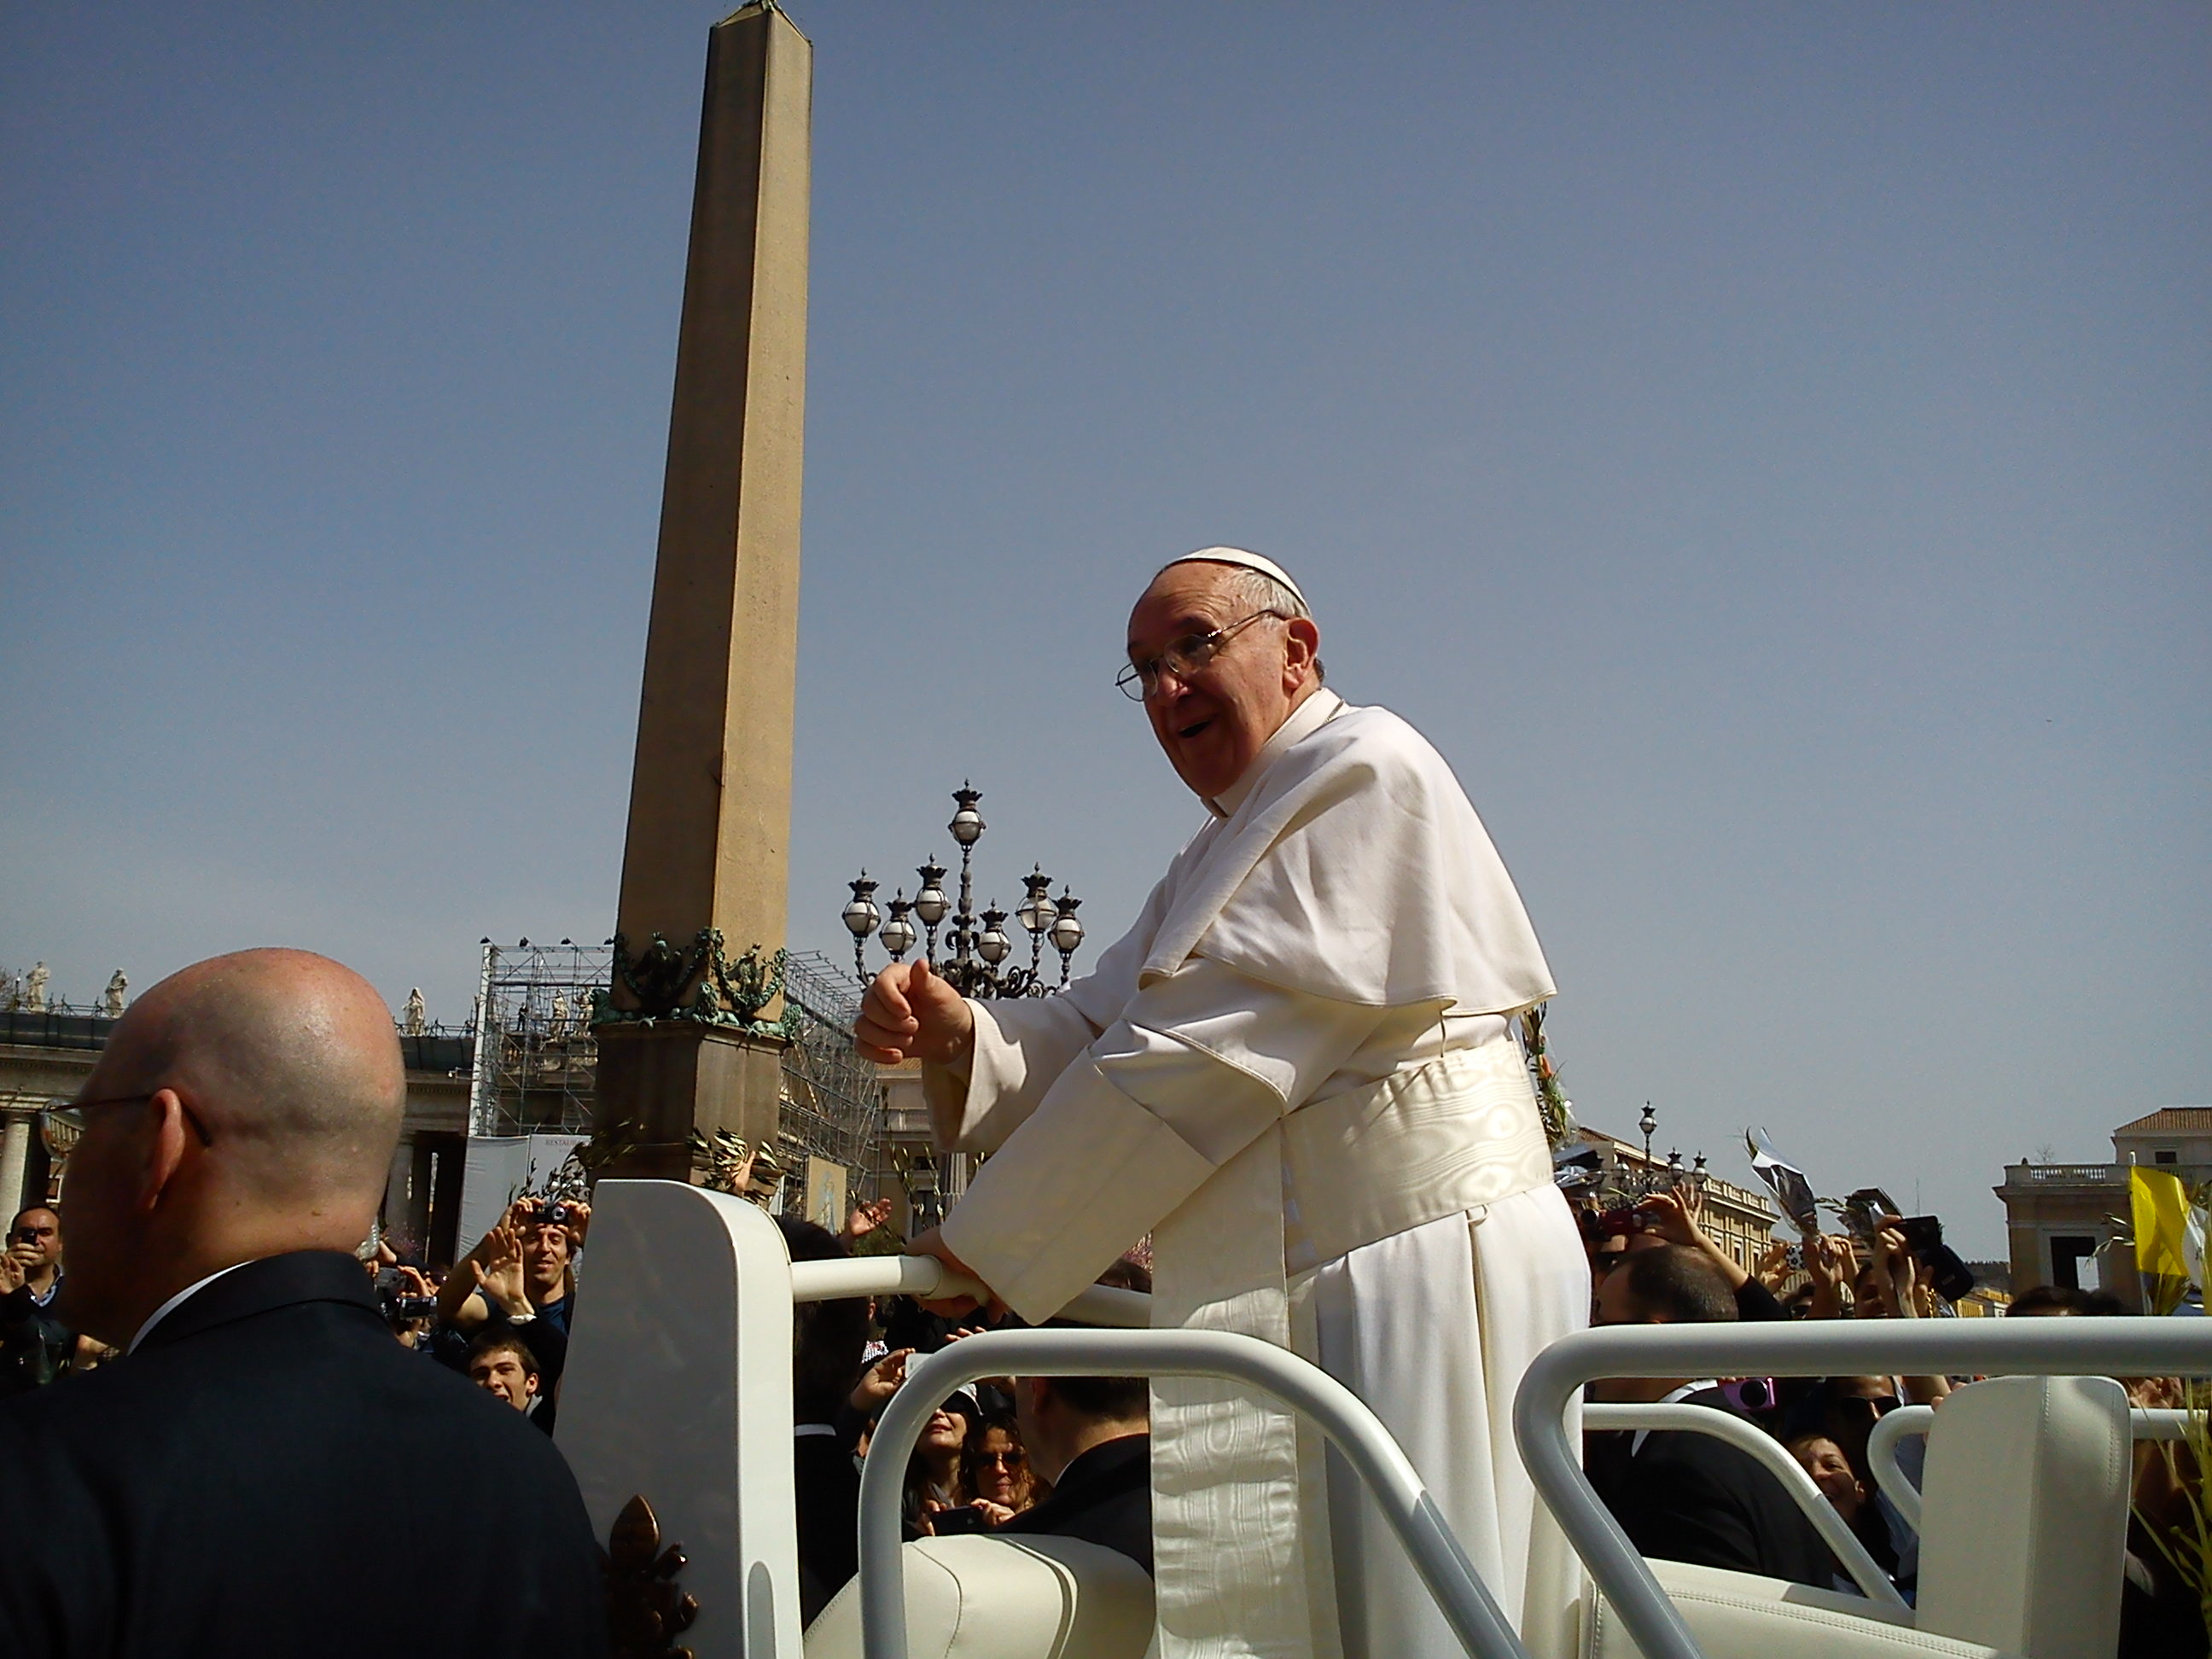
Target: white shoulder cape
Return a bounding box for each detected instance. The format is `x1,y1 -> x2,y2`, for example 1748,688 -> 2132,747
1138,701 -> 1555,1013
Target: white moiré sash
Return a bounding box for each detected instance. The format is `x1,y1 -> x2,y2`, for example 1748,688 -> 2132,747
1149,1038 -> 1555,1658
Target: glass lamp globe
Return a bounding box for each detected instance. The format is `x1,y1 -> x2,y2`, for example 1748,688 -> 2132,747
1016,866 -> 1053,934
880,908 -> 917,960
1049,893 -> 1086,954
842,874 -> 881,939
913,859 -> 950,928
947,784 -> 985,847
978,905 -> 1012,965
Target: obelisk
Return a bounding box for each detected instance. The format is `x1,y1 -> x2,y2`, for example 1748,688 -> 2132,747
593,2 -> 811,1181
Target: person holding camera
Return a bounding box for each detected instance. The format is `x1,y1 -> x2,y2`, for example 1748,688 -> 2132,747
0,1207 -> 73,1396
431,1197 -> 587,1392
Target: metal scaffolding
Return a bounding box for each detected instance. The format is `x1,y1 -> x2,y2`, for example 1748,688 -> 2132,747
466,941 -> 612,1138
462,940 -> 887,1208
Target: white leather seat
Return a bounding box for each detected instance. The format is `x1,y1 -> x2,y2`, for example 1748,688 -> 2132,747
806,1534 -> 1155,1659
1588,1560 -> 2015,1659
1585,1375 -> 2129,1659
1913,1374 -> 2128,1659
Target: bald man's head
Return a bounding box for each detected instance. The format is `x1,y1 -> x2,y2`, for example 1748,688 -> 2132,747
57,950 -> 405,1342
102,949 -> 405,1210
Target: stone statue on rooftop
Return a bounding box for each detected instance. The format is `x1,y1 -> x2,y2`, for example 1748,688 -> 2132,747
23,963 -> 49,1014
402,988 -> 428,1036
102,971 -> 128,1018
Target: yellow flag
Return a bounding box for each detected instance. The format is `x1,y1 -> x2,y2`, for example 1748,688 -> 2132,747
2131,1167 -> 2194,1281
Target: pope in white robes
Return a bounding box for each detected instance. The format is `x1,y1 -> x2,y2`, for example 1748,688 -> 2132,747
856,549 -> 1586,1659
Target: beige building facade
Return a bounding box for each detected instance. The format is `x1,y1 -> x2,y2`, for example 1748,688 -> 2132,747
1993,1106 -> 2212,1310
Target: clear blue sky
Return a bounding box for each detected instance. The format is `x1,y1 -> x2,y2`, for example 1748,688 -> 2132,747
3,3 -> 2204,1255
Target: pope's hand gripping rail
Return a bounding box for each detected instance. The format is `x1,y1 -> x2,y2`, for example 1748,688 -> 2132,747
1513,1318 -> 2212,1659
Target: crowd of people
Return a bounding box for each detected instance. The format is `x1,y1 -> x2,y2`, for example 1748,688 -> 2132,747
779,1208 -> 1156,1623
7,1162 -> 2206,1653
0,946 -> 2200,1656
8,1143 -> 2206,1655
1565,1180 -> 2204,1658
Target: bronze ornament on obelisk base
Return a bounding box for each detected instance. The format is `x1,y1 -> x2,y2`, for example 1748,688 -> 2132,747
590,3 -> 811,1184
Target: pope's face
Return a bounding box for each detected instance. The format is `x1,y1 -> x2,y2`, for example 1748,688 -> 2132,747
1127,565 -> 1318,801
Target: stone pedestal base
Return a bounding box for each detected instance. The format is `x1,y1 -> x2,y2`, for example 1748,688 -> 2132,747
591,1025 -> 787,1182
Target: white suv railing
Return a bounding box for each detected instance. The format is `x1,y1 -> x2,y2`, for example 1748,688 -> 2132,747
562,1184 -> 2212,1659
1866,1402 -> 2194,1532
856,1328 -> 1529,1659
1511,1319 -> 2212,1659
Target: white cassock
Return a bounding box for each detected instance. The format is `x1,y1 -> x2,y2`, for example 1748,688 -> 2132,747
929,688 -> 1587,1659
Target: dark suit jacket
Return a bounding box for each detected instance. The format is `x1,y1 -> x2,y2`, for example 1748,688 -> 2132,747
1585,1390 -> 1838,1590
999,1433 -> 1152,1576
795,1431 -> 860,1627
0,1250 -> 608,1659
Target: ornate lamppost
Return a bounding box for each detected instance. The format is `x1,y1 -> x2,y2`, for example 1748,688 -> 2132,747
842,783 -> 1087,998
1621,1101 -> 1708,1200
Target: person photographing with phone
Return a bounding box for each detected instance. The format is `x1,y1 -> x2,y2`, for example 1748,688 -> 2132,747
0,1208 -> 72,1395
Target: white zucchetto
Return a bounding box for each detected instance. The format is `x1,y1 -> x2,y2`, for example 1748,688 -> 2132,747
1155,545 -> 1309,610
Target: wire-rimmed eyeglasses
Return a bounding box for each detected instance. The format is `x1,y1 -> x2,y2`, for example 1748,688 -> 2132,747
47,1092 -> 214,1148
1115,610 -> 1286,701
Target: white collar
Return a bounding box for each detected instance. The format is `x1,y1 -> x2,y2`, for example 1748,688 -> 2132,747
1206,688 -> 1344,818
1631,1380 -> 1722,1455
128,1260 -> 259,1353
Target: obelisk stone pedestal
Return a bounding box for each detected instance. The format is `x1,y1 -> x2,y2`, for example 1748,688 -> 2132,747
593,3 -> 812,1182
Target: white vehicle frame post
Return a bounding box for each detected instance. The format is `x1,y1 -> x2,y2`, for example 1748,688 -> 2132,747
561,1193 -> 1156,1659
1514,1319 -> 2212,1659
559,1179 -> 810,1657
1866,1403 -> 2195,1533
857,1329 -> 1532,1659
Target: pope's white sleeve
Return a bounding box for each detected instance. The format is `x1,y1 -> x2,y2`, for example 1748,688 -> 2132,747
938,956 -> 1391,1321
922,992 -> 1103,1154
919,873 -> 1167,1155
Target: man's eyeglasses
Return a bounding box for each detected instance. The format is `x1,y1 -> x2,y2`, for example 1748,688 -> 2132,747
47,1092 -> 213,1148
1115,610 -> 1285,701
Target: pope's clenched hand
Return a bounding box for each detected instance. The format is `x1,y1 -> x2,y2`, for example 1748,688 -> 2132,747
854,958 -> 974,1067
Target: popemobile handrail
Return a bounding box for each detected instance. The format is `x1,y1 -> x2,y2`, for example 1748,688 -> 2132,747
1580,1404 -> 1906,1609
1514,1318 -> 2212,1659
858,1328 -> 1530,1659
1866,1402 -> 2194,1533
786,1254 -> 1150,1329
